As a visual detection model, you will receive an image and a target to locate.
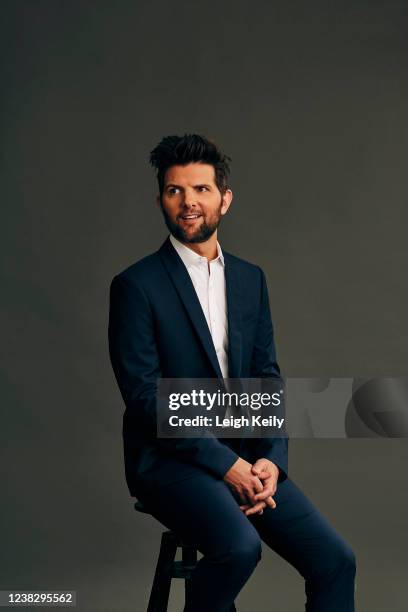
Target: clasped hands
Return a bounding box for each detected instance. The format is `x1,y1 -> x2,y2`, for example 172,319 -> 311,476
223,457 -> 279,516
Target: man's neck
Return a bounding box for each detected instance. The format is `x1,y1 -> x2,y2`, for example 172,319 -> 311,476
175,232 -> 219,262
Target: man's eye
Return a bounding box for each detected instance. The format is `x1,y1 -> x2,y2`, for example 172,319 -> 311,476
168,188 -> 179,194
198,186 -> 208,192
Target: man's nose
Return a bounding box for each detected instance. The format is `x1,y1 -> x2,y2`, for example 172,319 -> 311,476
182,189 -> 198,207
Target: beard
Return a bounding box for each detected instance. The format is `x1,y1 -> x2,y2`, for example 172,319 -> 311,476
160,200 -> 223,244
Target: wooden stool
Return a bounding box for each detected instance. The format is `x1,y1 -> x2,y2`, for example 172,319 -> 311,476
135,501 -> 198,612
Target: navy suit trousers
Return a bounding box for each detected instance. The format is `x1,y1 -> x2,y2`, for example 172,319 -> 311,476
136,471 -> 356,612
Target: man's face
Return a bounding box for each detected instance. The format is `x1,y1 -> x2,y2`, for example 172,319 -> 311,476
157,163 -> 232,244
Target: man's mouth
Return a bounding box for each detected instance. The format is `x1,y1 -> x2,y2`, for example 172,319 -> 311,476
179,213 -> 202,221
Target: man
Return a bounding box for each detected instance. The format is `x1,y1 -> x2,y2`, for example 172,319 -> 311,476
108,134 -> 356,611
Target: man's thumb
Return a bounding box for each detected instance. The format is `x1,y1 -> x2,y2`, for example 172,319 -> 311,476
257,469 -> 270,478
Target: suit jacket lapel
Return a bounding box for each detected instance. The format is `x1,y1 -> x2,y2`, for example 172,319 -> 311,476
158,237 -> 224,380
224,252 -> 243,378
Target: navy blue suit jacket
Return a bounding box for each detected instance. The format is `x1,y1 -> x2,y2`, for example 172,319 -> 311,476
108,237 -> 288,497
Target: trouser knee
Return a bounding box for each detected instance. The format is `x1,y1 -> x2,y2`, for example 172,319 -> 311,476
228,535 -> 262,573
341,545 -> 356,577
305,538 -> 356,588
321,542 -> 356,584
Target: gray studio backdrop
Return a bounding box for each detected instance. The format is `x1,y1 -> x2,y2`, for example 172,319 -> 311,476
1,1 -> 407,611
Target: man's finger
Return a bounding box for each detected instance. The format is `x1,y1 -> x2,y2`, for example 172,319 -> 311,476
263,496 -> 276,510
239,504 -> 250,511
245,501 -> 266,516
252,477 -> 264,493
254,469 -> 271,479
254,484 -> 276,501
246,497 -> 276,514
251,461 -> 268,476
245,477 -> 264,504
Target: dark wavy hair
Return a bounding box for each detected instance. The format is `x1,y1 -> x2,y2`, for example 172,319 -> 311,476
149,134 -> 232,196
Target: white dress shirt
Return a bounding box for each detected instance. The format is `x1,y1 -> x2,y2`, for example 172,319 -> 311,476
170,234 -> 229,379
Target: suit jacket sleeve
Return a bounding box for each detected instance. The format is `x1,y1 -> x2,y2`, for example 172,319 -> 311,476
249,267 -> 288,481
108,274 -> 239,479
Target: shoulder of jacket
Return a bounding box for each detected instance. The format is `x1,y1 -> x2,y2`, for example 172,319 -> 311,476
112,251 -> 161,286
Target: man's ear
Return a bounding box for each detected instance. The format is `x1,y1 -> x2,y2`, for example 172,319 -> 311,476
221,189 -> 233,216
155,194 -> 161,209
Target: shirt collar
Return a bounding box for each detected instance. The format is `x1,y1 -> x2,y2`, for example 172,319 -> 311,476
169,234 -> 225,268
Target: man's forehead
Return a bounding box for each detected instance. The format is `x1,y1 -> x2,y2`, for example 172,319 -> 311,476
164,163 -> 216,185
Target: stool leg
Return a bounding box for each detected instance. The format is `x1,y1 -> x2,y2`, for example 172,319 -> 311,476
147,531 -> 178,612
181,544 -> 197,608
